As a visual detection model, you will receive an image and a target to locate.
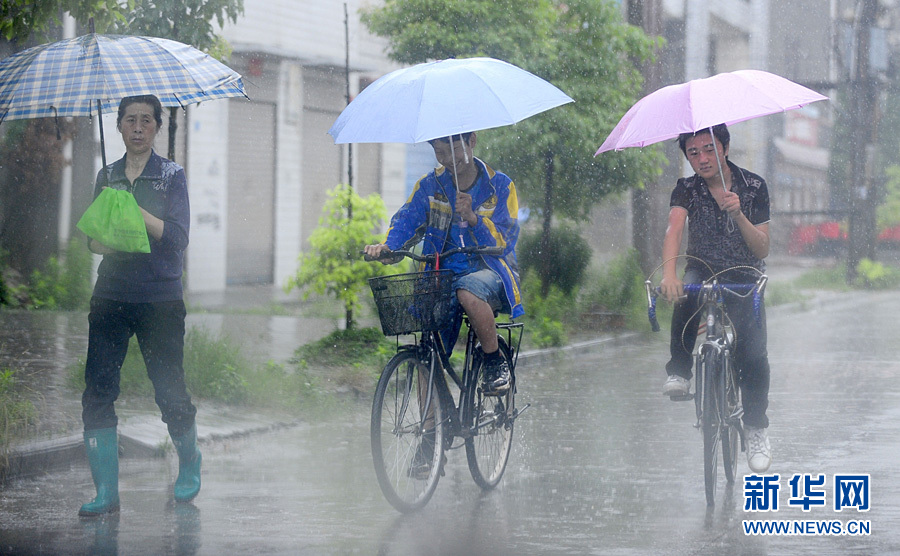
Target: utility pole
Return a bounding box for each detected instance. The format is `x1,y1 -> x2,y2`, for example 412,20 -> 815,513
627,0 -> 663,276
846,0 -> 880,282
344,3 -> 354,222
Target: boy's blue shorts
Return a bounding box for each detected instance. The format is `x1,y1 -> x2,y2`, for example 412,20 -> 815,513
451,268 -> 509,314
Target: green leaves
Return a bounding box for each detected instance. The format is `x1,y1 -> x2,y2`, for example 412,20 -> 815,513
360,0 -> 555,66
361,0 -> 664,221
1,0 -> 241,57
285,184 -> 395,330
0,0 -> 135,42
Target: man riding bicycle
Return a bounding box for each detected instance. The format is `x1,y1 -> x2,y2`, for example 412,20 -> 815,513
659,124 -> 773,473
364,132 -> 523,395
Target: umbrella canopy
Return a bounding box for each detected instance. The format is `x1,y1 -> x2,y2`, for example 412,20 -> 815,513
595,70 -> 828,154
0,33 -> 246,122
328,57 -> 573,144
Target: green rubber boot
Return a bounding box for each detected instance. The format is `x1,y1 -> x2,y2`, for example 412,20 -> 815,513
79,427 -> 120,517
171,424 -> 202,502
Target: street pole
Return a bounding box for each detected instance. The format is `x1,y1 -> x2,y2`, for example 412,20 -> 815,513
344,2 -> 354,217
846,0 -> 879,282
627,0 -> 663,276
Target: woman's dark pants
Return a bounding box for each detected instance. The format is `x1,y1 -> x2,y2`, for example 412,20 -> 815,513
82,297 -> 196,438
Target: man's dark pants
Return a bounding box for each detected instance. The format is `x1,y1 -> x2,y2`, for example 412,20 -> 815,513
665,269 -> 770,429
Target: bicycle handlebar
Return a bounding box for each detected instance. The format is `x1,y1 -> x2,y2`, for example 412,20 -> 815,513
645,276 -> 768,333
363,245 -> 505,263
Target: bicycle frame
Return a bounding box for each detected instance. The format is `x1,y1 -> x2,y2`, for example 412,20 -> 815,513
691,283 -> 740,430
404,316 -> 525,444
646,274 -> 766,505
367,244 -> 527,510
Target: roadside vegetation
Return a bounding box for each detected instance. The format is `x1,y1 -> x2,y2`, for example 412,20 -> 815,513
0,368 -> 37,472
6,230 -> 900,450
1,239 -> 92,311
795,258 -> 900,290
64,328 -> 330,415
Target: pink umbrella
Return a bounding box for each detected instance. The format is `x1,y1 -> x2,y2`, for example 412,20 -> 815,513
595,69 -> 828,154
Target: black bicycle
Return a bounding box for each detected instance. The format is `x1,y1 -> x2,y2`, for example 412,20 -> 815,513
365,246 -> 526,512
646,264 -> 767,506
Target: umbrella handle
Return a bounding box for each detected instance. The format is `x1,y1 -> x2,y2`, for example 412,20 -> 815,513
97,100 -> 108,170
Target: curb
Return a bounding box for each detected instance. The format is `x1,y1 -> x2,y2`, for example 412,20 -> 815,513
3,416 -> 301,484
517,332 -> 641,367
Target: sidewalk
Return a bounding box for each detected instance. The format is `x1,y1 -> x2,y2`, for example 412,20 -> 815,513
3,333 -> 637,483
1,255 -> 831,482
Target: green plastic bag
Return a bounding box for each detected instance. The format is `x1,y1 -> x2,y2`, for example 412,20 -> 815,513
76,188 -> 151,253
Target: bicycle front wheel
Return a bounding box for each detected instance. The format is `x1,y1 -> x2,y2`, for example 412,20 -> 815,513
700,348 -> 721,506
721,353 -> 742,484
465,337 -> 515,489
371,351 -> 444,512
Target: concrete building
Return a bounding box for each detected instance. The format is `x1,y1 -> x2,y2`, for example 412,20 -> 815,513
612,0 -> 837,262
183,0 -> 414,292
85,1 -> 432,294
12,1 -> 856,293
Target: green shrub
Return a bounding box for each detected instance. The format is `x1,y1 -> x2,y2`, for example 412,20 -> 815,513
854,258 -> 900,289
68,326 -> 254,404
794,261 -> 900,291
518,225 -> 592,295
182,327 -> 250,403
521,273 -> 574,348
291,327 -> 398,398
243,359 -> 325,412
26,238 -> 92,310
582,249 -> 644,311
285,184 -> 396,330
578,249 -> 649,330
293,327 -> 395,372
794,265 -> 849,290
0,368 -> 37,460
763,281 -> 811,307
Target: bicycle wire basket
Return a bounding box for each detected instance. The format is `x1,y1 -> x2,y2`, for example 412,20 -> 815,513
368,270 -> 454,336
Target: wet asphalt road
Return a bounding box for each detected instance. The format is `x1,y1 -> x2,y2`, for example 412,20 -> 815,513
2,290 -> 899,555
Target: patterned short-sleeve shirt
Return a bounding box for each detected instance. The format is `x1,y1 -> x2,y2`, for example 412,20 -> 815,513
670,160 -> 770,276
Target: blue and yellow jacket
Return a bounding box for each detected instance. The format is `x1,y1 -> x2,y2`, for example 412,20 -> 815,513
384,157 -> 524,319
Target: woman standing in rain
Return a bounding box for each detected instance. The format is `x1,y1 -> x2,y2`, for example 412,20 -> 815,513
79,95 -> 200,516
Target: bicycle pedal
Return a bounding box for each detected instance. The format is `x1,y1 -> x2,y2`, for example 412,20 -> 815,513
667,393 -> 694,402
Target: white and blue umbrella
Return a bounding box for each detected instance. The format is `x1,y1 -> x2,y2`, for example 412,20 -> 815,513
328,57 -> 573,145
0,33 -> 247,165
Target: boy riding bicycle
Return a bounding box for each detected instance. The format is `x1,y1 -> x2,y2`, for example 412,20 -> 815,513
659,124 -> 773,473
364,132 -> 523,395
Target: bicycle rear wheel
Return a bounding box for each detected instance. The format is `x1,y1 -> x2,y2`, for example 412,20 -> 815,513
371,351 -> 444,512
465,337 -> 515,489
700,349 -> 721,506
721,354 -> 742,484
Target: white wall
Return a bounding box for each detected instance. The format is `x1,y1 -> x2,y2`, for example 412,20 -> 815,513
274,60 -> 305,288
682,0 -> 771,177
222,0 -> 398,75
186,101 -> 230,292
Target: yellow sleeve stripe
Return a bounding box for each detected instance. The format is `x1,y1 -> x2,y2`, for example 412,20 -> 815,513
506,182 -> 518,215
498,258 -> 521,304
482,217 -> 507,248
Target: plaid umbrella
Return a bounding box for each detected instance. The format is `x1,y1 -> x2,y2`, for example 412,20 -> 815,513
0,33 -> 247,164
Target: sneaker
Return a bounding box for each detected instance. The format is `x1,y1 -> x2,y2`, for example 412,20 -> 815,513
482,360 -> 511,396
663,375 -> 690,397
745,426 -> 772,472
